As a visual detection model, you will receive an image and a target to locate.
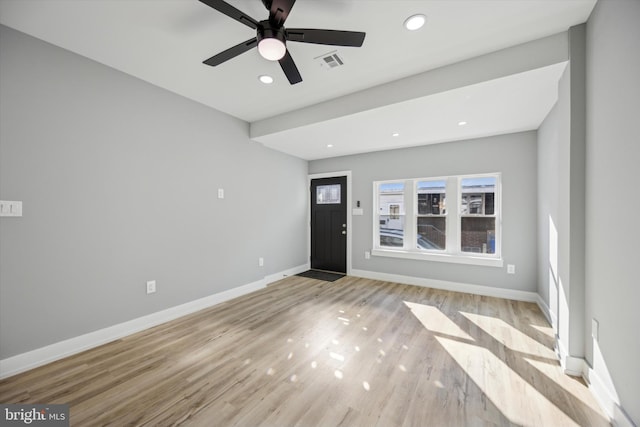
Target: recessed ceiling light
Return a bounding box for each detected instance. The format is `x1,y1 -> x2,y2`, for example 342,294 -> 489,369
258,75 -> 274,84
327,144 -> 334,148
458,121 -> 467,126
404,14 -> 426,31
392,132 -> 400,137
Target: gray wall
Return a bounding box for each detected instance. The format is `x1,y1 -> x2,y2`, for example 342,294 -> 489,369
310,132 -> 538,292
0,25 -> 308,359
585,0 -> 640,424
537,24 -> 587,368
537,65 -> 570,333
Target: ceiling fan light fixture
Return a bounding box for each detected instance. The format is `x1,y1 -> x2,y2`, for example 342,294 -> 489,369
258,37 -> 286,61
199,1 -> 367,85
404,14 -> 426,31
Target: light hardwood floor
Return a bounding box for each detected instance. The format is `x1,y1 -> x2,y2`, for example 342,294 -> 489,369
0,276 -> 610,426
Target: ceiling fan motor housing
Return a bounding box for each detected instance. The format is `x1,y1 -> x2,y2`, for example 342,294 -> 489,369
257,20 -> 286,45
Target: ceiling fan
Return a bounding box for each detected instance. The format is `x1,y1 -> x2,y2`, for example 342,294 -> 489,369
199,0 -> 366,85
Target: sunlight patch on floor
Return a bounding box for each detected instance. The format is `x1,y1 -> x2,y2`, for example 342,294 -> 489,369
436,336 -> 580,426
460,311 -> 555,358
524,357 -> 601,410
404,301 -> 474,341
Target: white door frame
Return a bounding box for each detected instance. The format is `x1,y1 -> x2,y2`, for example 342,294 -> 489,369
308,171 -> 352,275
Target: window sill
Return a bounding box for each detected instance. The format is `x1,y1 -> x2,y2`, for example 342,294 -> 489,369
371,248 -> 504,267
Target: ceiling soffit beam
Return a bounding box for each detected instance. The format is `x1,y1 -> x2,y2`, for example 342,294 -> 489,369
250,31 -> 569,139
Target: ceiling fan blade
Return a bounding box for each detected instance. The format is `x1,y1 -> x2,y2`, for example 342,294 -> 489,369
268,0 -> 296,26
278,50 -> 302,85
198,0 -> 258,29
286,29 -> 366,47
203,38 -> 258,66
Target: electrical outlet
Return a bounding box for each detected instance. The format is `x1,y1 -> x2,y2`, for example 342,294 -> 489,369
146,280 -> 156,294
259,257 -> 264,267
507,264 -> 516,274
365,251 -> 371,259
217,188 -> 224,199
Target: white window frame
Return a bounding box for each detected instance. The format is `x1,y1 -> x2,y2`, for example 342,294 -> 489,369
372,173 -> 503,267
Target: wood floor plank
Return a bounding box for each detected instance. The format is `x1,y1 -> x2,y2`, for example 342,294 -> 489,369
0,276 -> 610,426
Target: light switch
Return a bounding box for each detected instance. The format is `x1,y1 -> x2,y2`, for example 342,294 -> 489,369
352,208 -> 364,216
0,201 -> 23,217
146,280 -> 156,294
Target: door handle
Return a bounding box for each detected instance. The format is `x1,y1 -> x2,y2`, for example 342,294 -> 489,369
341,230 -> 346,235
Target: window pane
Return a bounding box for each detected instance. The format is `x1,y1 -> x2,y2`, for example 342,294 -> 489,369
379,216 -> 405,247
417,217 -> 446,250
417,180 -> 446,214
461,177 -> 495,215
379,182 -> 405,247
461,217 -> 496,254
379,182 -> 404,208
379,182 -> 405,216
317,184 -> 341,204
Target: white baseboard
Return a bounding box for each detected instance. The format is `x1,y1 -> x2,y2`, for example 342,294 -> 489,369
0,264 -> 307,380
535,294 -> 556,327
562,355 -> 587,377
586,366 -> 636,427
536,298 -> 589,379
350,268 -> 539,302
554,338 -> 587,377
264,263 -> 309,285
535,298 -> 634,426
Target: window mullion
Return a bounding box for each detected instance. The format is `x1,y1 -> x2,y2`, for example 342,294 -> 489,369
373,182 -> 380,248
446,177 -> 459,254
404,179 -> 416,251
495,177 -> 501,257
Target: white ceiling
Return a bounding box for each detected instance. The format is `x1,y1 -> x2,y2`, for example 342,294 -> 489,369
254,62 -> 567,159
0,0 -> 596,160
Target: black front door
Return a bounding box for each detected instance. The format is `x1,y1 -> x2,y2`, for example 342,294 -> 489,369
311,176 -> 347,273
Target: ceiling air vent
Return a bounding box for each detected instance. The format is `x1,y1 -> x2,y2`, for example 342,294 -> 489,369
316,50 -> 345,70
